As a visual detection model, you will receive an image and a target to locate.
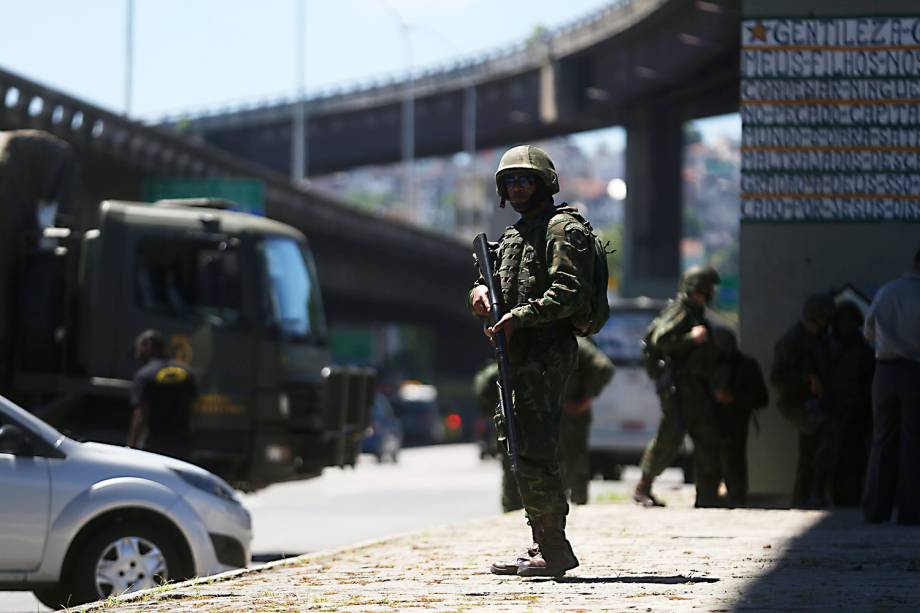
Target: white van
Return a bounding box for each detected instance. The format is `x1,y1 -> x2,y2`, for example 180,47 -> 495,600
589,298 -> 693,481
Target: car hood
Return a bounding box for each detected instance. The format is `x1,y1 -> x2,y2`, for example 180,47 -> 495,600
59,439 -> 209,488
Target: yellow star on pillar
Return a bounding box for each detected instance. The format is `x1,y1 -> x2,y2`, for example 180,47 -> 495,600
747,21 -> 768,43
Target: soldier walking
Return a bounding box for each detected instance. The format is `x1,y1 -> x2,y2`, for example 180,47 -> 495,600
474,337 -> 615,511
469,145 -> 595,577
633,266 -> 723,508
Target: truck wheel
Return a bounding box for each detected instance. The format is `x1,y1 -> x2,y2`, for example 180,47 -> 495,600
66,521 -> 187,605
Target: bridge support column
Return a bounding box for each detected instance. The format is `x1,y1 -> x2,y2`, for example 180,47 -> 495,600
621,108 -> 683,298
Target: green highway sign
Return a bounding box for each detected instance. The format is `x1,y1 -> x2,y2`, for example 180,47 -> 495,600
142,177 -> 265,215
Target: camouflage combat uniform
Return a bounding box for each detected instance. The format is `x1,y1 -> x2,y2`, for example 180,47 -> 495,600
472,144 -> 595,578
770,295 -> 835,507
470,205 -> 594,519
639,295 -> 722,507
474,337 -> 614,511
559,337 -> 615,505
712,328 -> 769,506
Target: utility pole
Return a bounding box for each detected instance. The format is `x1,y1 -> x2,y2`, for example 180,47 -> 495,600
400,21 -> 415,214
378,1 -> 415,214
124,0 -> 134,117
291,0 -> 307,183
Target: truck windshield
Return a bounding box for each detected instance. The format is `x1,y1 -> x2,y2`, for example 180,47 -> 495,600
258,236 -> 327,343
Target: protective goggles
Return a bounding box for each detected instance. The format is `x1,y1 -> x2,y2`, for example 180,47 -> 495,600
501,174 -> 538,188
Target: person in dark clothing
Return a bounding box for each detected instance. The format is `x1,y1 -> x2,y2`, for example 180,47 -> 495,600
771,294 -> 835,507
825,301 -> 875,507
863,249 -> 920,525
127,329 -> 198,460
712,328 -> 769,506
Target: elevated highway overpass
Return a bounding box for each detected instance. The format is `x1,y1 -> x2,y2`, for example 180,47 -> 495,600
165,0 -> 742,296
0,0 -> 743,384
0,66 -> 484,378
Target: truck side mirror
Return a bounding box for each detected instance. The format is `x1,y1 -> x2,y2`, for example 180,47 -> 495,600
0,424 -> 34,456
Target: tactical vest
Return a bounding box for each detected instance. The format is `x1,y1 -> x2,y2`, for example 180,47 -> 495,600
496,220 -> 549,314
495,206 -> 599,332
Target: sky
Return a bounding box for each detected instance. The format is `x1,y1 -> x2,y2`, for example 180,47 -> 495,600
0,0 -> 739,154
0,0 -> 620,119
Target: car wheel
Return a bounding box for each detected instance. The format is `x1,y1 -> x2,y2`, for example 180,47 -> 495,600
32,585 -> 73,610
67,521 -> 187,605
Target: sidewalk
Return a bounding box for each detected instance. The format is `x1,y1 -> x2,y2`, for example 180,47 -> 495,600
83,496 -> 920,612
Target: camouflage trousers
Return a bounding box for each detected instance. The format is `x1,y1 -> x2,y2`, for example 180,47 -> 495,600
498,408 -> 592,512
500,332 -> 577,519
559,410 -> 592,505
639,382 -> 721,507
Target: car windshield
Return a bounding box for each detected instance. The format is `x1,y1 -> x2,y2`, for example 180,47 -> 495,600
595,309 -> 658,365
0,394 -> 63,447
257,235 -> 328,343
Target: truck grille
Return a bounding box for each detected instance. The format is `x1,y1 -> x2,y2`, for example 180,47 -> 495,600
287,383 -> 325,430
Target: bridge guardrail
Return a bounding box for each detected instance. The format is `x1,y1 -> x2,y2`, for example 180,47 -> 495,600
0,65 -> 468,257
151,0 -> 651,125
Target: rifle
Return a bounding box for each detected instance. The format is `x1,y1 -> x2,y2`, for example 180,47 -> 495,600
472,233 -> 520,474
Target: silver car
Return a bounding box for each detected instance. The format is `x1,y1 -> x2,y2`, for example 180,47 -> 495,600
0,394 -> 252,608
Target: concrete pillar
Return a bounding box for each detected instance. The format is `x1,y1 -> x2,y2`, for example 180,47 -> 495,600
621,108 -> 683,298
741,0 -> 920,501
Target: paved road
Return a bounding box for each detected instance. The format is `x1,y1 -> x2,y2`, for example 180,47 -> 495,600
0,444 -> 684,612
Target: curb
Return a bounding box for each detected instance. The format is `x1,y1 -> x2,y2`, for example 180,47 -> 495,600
74,513 -> 507,611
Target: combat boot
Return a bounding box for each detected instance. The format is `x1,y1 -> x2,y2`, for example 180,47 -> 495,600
490,519 -> 540,575
633,476 -> 665,507
517,514 -> 579,577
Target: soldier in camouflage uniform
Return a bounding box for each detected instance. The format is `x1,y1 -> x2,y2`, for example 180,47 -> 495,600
633,266 -> 724,508
711,328 -> 769,506
474,337 -> 615,512
560,337 -> 615,504
469,145 -> 594,577
770,294 -> 834,507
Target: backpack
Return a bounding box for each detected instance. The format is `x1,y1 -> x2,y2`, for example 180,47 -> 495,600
549,205 -> 611,337
641,325 -> 666,380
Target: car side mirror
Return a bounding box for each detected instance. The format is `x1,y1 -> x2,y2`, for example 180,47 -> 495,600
0,424 -> 34,456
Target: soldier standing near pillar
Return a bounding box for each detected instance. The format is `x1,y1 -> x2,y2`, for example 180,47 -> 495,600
770,294 -> 835,508
711,327 -> 769,506
469,145 -> 594,577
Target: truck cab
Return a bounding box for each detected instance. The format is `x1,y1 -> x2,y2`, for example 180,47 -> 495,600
9,199 -> 371,488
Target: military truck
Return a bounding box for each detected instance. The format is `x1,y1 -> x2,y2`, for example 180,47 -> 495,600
0,131 -> 372,489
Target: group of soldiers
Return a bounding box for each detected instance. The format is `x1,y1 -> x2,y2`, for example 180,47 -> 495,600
771,294 -> 875,508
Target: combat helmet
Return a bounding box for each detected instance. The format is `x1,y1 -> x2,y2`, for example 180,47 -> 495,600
802,293 -> 835,325
679,265 -> 721,296
495,145 -> 559,205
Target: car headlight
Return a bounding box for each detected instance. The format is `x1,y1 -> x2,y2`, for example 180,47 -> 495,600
172,468 -> 240,505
